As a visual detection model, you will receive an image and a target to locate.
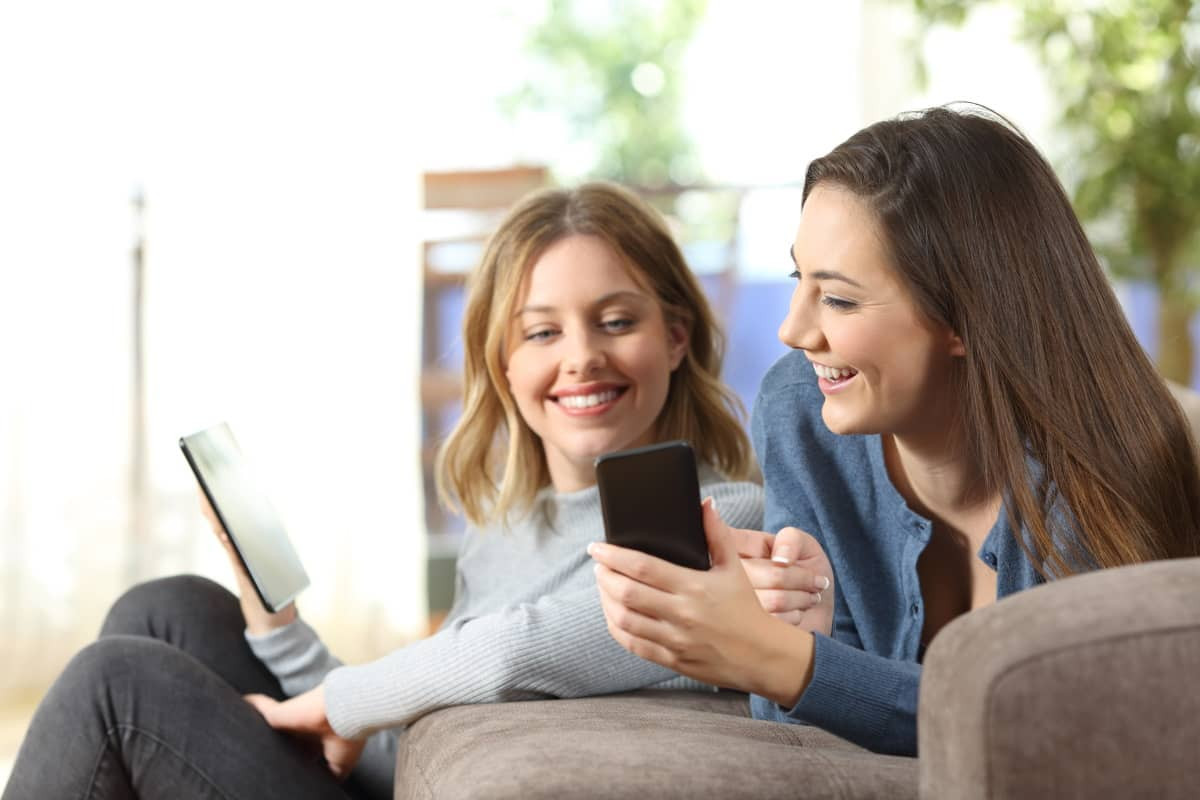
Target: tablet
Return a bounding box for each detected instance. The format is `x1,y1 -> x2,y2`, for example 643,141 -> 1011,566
179,422 -> 310,613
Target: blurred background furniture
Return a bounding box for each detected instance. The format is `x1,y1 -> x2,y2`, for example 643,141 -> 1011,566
420,165 -> 550,629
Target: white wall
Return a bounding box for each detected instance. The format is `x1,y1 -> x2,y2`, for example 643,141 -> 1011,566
0,0 -> 425,690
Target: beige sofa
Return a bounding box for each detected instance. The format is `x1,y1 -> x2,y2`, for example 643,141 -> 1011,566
393,557 -> 1200,798
393,385 -> 1200,798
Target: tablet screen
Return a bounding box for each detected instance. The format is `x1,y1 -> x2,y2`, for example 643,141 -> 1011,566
179,423 -> 310,612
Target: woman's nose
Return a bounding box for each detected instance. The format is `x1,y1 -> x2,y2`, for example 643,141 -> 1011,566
563,330 -> 606,375
777,285 -> 823,351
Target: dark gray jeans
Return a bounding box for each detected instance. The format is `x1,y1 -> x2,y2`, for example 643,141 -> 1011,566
3,575 -> 375,800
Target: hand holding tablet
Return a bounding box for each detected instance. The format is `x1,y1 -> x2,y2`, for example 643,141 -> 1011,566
179,422 -> 311,614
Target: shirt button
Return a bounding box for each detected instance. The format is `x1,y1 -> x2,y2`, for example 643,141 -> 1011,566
983,552 -> 998,568
910,602 -> 920,617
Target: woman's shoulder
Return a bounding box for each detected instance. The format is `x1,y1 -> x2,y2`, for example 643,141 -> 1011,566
756,349 -> 825,423
759,349 -> 820,397
752,350 -> 878,505
753,349 -> 840,452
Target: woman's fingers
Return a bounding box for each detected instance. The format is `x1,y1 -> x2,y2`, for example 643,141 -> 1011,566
727,526 -> 773,559
597,601 -> 681,670
587,542 -> 697,591
699,497 -> 742,567
323,738 -> 365,781
596,573 -> 681,646
755,588 -> 822,615
593,562 -> 686,622
770,609 -> 806,626
243,693 -> 280,726
741,559 -> 830,593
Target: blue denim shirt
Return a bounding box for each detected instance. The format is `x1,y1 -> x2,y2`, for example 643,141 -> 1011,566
748,349 -> 1043,756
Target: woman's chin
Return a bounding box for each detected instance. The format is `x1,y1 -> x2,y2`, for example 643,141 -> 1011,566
821,406 -> 865,436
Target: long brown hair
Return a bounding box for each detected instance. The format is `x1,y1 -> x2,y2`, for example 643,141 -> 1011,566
804,104 -> 1200,575
436,181 -> 754,527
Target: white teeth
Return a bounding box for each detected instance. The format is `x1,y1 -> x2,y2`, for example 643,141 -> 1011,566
558,389 -> 620,409
812,363 -> 858,381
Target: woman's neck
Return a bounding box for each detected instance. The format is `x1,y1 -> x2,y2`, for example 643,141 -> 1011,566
883,426 -> 996,525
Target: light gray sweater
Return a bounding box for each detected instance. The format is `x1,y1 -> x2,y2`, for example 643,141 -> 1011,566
247,468 -> 763,796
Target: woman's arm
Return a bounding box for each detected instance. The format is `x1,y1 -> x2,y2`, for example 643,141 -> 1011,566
244,617 -> 342,696
320,581 -> 690,738
591,498 -> 922,756
590,499 -> 826,705
751,635 -> 921,756
310,479 -> 763,739
747,352 -> 922,755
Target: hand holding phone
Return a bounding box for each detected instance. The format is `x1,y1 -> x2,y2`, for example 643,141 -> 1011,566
595,440 -> 710,570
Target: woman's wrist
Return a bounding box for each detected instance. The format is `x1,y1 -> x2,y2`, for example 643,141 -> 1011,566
242,596 -> 297,636
751,618 -> 815,709
244,606 -> 296,638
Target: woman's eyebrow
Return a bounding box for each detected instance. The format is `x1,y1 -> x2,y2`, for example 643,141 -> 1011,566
790,245 -> 864,288
514,290 -> 648,317
810,270 -> 864,288
514,304 -> 553,317
591,290 -> 649,308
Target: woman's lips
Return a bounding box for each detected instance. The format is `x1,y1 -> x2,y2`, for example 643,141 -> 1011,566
550,386 -> 627,415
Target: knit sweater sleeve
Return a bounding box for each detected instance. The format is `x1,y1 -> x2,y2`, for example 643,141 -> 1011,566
244,618 -> 342,697
323,478 -> 763,739
244,618 -> 398,796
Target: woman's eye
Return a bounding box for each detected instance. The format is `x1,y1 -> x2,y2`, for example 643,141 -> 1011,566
820,295 -> 857,311
524,328 -> 557,342
600,318 -> 634,332
788,270 -> 801,280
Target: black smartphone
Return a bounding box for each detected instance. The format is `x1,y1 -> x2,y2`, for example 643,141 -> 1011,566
595,440 -> 710,570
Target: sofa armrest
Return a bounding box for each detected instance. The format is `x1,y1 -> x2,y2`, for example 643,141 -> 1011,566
394,690 -> 917,799
919,557 -> 1200,799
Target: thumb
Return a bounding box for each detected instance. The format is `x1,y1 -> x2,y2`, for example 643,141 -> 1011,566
701,497 -> 738,568
770,526 -> 821,566
243,693 -> 279,725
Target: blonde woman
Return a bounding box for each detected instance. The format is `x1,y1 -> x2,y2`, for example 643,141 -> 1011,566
5,183 -> 827,800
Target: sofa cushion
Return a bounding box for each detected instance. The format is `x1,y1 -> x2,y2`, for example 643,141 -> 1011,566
394,690 -> 917,799
919,557 -> 1200,799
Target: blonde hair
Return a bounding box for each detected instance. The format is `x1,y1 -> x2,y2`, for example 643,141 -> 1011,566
435,181 -> 755,527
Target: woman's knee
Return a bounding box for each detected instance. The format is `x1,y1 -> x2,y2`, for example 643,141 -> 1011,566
101,574 -> 237,638
35,636 -> 239,748
47,637 -> 172,711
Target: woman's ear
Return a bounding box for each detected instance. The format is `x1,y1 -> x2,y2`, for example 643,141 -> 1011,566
667,322 -> 689,370
948,330 -> 966,357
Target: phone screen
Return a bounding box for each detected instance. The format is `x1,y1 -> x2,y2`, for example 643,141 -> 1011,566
595,440 -> 709,570
179,423 -> 310,612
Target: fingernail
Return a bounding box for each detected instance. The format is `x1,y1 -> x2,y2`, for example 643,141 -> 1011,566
593,563 -> 601,575
702,496 -> 718,512
587,542 -> 596,556
772,546 -> 794,565
815,592 -> 822,604
816,575 -> 830,591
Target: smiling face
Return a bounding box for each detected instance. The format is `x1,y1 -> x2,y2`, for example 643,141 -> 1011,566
779,184 -> 964,438
505,234 -> 688,492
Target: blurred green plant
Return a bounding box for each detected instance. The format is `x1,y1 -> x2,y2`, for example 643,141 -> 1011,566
909,0 -> 1200,384
505,0 -> 707,188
